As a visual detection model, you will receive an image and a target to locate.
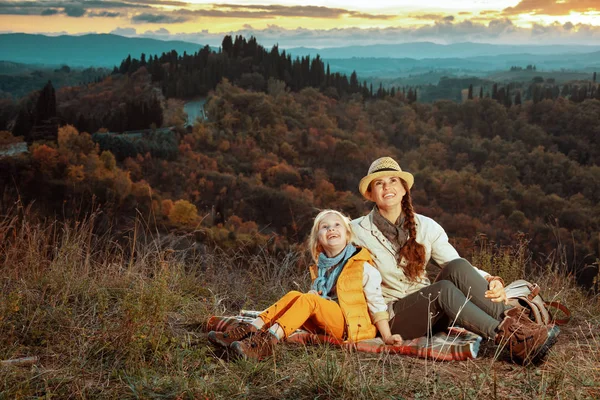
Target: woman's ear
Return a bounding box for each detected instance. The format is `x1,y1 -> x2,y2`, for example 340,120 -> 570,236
364,189 -> 373,201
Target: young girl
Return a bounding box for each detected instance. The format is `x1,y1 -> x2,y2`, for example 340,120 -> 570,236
208,209 -> 402,360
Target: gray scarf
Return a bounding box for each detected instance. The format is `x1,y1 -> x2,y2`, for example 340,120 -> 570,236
372,206 -> 408,250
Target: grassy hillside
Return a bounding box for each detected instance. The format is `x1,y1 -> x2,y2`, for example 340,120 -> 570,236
1,206 -> 598,398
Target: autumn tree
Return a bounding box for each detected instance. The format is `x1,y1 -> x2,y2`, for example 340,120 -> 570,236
169,199 -> 198,225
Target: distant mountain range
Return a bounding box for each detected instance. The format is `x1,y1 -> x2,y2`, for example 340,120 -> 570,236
1,33 -> 599,78
0,33 -> 214,67
285,42 -> 600,60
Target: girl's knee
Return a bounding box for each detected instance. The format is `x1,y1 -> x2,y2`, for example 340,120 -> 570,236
299,292 -> 321,311
302,292 -> 321,302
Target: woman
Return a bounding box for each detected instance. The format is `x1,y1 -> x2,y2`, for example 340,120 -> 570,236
351,157 -> 557,364
208,209 -> 401,360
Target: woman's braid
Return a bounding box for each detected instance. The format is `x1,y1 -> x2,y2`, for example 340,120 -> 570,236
398,179 -> 426,281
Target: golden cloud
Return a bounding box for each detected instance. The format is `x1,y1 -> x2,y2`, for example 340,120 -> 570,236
503,0 -> 599,16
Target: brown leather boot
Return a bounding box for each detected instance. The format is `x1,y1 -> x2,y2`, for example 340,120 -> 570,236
231,329 -> 278,361
208,321 -> 258,348
495,306 -> 557,365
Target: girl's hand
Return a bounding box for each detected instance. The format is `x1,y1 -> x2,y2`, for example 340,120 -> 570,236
383,334 -> 403,345
307,289 -> 320,295
485,280 -> 508,304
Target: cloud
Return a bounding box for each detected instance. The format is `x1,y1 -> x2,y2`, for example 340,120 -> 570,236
0,0 -> 153,15
117,0 -> 188,6
182,4 -> 396,20
111,26 -> 137,36
88,11 -> 120,17
503,0 -> 600,16
144,27 -> 170,35
70,1 -> 150,9
0,0 -> 151,17
411,14 -> 455,22
132,12 -> 190,23
41,8 -> 60,16
64,5 -> 86,17
138,19 -> 600,48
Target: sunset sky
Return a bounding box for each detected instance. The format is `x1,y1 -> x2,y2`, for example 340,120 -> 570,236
1,0 -> 599,47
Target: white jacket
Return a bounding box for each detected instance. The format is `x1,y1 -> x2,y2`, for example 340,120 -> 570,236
351,210 -> 490,303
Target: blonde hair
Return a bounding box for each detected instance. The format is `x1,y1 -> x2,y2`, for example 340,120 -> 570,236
308,209 -> 354,263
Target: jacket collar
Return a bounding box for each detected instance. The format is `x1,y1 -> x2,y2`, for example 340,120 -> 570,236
360,210 -> 397,256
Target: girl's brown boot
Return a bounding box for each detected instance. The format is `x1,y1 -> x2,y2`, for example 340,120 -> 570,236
208,321 -> 258,348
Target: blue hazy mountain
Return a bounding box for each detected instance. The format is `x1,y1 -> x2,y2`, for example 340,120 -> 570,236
1,33 -> 598,76
0,33 -> 214,67
286,42 -> 600,60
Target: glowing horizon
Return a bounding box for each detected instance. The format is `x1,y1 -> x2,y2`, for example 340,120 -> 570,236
1,0 -> 599,46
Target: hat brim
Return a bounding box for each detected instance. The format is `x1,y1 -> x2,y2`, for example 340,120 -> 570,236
359,171 -> 414,199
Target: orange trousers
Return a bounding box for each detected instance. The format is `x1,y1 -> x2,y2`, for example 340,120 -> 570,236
258,290 -> 346,339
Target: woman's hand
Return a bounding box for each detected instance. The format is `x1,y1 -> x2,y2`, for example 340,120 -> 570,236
307,289 -> 320,295
485,279 -> 508,304
383,334 -> 403,345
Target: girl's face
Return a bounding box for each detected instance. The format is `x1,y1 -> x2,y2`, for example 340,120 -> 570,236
317,213 -> 349,258
368,176 -> 406,210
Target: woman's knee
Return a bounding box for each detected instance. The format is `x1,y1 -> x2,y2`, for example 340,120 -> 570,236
441,258 -> 473,279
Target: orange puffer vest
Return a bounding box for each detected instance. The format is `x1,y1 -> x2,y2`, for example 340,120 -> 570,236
310,247 -> 377,342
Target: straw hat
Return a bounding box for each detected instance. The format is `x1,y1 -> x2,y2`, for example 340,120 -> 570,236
358,157 -> 414,198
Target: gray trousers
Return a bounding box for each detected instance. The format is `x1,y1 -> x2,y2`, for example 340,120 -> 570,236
389,258 -> 509,339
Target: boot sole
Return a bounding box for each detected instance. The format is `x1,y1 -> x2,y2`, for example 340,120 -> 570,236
207,331 -> 235,348
231,341 -> 248,360
526,325 -> 560,365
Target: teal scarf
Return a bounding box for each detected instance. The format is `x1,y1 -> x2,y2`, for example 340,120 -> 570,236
311,244 -> 357,300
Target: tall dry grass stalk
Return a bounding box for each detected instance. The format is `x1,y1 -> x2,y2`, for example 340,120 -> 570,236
1,205 -> 599,398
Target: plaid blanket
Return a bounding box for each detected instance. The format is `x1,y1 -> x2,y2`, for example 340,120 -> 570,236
206,310 -> 482,361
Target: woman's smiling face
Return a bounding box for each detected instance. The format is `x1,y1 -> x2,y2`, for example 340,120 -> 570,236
368,176 -> 406,210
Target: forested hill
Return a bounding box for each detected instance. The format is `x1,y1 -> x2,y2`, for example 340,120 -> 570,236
1,35 -> 599,287
114,35 -> 404,101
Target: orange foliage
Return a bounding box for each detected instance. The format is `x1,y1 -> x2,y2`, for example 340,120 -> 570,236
265,162 -> 301,187
168,200 -> 198,225
161,199 -> 174,217
67,165 -> 85,183
32,144 -> 60,176
131,180 -> 151,198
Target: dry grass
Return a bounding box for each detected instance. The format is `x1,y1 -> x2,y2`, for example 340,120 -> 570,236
1,206 -> 599,399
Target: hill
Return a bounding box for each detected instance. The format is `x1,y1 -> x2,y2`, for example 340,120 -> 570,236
0,205 -> 597,398
0,33 -> 215,67
1,33 -> 599,78
287,42 -> 600,59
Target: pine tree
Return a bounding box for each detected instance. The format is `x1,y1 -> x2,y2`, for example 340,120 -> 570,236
36,81 -> 56,123
468,84 -> 473,100
593,71 -> 597,83
504,87 -> 512,107
350,71 -> 359,91
514,90 -> 522,105
479,86 -> 483,98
